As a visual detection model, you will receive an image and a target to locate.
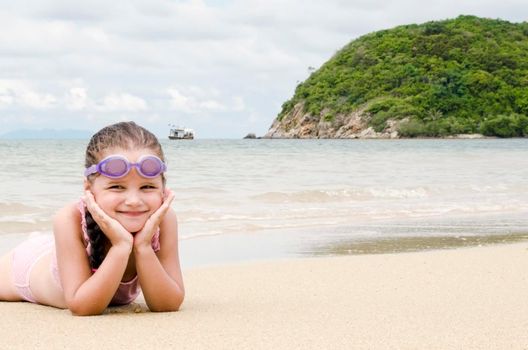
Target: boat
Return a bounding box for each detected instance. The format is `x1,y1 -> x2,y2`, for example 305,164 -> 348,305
168,125 -> 195,140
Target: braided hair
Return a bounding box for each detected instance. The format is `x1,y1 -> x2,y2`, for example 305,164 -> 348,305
84,121 -> 166,269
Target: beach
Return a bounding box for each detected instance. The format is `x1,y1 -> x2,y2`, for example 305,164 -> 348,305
1,138 -> 527,348
1,242 -> 528,349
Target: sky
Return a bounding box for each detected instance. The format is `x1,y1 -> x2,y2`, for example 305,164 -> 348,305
0,0 -> 526,139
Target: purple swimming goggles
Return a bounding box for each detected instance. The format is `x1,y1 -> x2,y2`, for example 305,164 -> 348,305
84,154 -> 167,179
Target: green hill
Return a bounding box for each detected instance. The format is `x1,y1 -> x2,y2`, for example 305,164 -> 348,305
265,16 -> 528,138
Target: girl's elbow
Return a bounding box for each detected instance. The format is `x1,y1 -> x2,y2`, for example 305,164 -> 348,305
149,293 -> 185,313
149,304 -> 181,312
167,288 -> 185,311
70,306 -> 105,316
67,299 -> 105,316
70,309 -> 103,317
173,290 -> 185,311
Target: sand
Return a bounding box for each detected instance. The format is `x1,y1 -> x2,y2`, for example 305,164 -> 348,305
1,243 -> 528,349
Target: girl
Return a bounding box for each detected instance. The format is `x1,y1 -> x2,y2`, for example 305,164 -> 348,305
0,121 -> 185,315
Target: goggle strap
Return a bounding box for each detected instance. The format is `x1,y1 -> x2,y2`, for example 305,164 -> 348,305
84,165 -> 98,177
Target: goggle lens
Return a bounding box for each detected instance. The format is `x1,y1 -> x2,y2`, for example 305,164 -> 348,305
85,155 -> 166,179
102,158 -> 127,176
140,157 -> 162,176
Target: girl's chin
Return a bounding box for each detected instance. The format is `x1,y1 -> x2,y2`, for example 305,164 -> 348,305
114,214 -> 150,233
120,222 -> 147,234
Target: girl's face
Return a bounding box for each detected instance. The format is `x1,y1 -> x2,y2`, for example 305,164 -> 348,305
86,147 -> 165,233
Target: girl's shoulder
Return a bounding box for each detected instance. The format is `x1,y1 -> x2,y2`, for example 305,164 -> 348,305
158,207 -> 178,240
161,207 -> 178,227
53,201 -> 89,263
165,207 -> 178,220
53,201 -> 84,238
54,201 -> 82,221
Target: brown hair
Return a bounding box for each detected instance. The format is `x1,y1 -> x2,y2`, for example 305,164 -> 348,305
85,121 -> 165,174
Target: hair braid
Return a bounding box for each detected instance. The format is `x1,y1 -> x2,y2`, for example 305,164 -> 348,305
84,211 -> 108,269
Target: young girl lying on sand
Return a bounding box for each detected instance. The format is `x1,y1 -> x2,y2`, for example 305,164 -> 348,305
0,121 -> 185,315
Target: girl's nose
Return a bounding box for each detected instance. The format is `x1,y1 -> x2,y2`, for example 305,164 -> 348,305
124,190 -> 142,206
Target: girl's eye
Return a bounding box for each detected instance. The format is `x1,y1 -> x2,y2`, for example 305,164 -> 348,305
141,185 -> 157,190
108,185 -> 124,190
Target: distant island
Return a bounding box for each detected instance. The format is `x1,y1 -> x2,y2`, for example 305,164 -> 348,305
0,129 -> 92,139
265,15 -> 528,139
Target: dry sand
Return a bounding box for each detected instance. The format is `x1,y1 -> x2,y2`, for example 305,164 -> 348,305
1,243 -> 528,349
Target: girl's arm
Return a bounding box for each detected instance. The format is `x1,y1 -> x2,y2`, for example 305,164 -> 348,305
134,199 -> 185,312
54,202 -> 132,316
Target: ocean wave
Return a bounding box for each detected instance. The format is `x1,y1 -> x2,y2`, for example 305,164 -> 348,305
179,231 -> 225,240
0,202 -> 45,215
250,183 -> 528,204
251,187 -> 430,203
0,220 -> 52,235
176,199 -> 528,239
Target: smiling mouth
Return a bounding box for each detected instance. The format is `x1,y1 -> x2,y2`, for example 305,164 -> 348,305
118,211 -> 148,217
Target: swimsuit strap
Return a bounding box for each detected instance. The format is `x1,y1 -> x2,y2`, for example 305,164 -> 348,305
77,200 -> 90,245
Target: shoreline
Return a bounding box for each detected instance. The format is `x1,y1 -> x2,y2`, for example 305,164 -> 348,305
1,242 -> 528,349
2,229 -> 528,269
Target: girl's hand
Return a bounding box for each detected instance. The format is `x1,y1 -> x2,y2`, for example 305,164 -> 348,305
83,190 -> 133,249
133,188 -> 175,250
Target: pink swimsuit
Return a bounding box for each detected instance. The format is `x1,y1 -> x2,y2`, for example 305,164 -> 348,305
12,200 -> 160,305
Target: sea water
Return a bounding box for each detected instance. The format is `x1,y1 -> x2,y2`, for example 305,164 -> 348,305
0,138 -> 527,266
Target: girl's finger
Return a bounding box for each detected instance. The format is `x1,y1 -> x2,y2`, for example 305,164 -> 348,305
163,189 -> 175,207
141,190 -> 174,233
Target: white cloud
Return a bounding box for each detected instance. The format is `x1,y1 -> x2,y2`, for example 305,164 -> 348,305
167,88 -> 193,113
66,87 -> 89,110
199,100 -> 226,111
167,87 -> 226,113
0,93 -> 14,107
18,90 -> 57,109
0,80 -> 56,109
65,87 -> 150,113
97,93 -> 148,112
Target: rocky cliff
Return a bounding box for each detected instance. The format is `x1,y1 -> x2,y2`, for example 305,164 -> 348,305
264,102 -> 403,139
